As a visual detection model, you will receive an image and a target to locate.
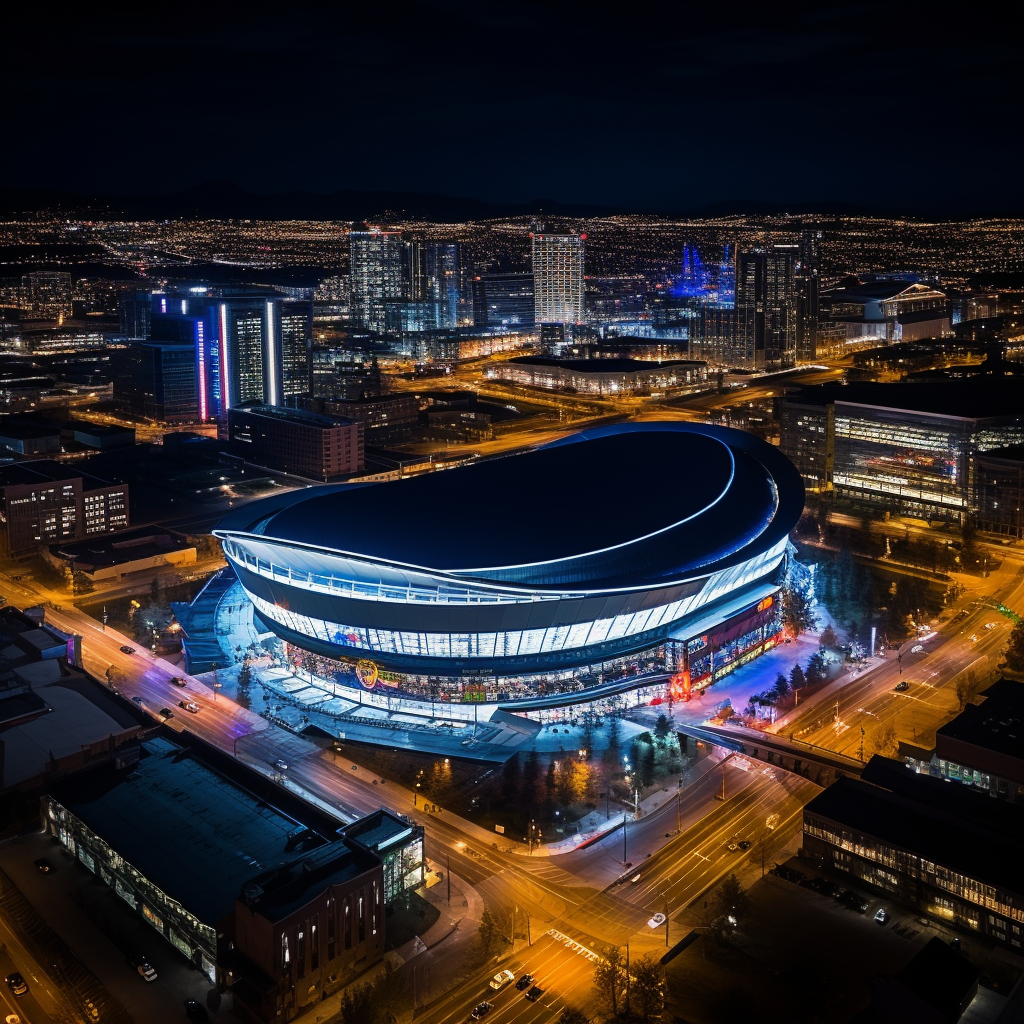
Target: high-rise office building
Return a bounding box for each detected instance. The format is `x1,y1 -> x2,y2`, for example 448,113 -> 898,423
210,296 -> 284,416
280,299 -> 312,401
532,233 -> 584,325
118,289 -> 153,339
21,271 -> 73,321
736,245 -> 798,370
795,230 -> 821,362
349,229 -> 405,334
472,274 -> 535,328
426,243 -> 462,329
116,341 -> 199,423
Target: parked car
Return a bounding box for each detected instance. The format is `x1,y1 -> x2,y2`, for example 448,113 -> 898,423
273,759 -> 289,771
489,969 -> 515,991
128,953 -> 158,981
6,971 -> 28,995
178,700 -> 200,714
874,908 -> 890,925
120,645 -> 136,655
515,973 -> 535,991
185,999 -> 210,1022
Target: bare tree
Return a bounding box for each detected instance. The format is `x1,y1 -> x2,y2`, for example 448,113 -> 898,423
593,946 -> 625,1017
955,669 -> 984,712
631,953 -> 665,1022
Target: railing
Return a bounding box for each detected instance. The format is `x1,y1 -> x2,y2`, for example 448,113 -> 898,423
224,542 -> 542,606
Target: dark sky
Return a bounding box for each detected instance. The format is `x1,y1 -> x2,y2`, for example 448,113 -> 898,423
5,1 -> 1020,213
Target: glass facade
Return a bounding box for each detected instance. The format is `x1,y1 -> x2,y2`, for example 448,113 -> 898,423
804,812 -> 1023,950
44,795 -> 219,982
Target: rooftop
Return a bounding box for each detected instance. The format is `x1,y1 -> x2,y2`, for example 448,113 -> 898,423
218,423 -> 800,582
49,736 -> 311,924
0,459 -> 117,492
231,404 -> 355,429
508,356 -> 704,373
935,677 -> 1024,768
784,378 -> 1024,419
805,759 -> 1024,895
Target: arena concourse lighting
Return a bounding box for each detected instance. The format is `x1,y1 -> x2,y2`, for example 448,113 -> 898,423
215,422 -> 804,709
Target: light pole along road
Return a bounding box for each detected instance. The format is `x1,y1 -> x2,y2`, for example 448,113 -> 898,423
18,597 -> 822,1020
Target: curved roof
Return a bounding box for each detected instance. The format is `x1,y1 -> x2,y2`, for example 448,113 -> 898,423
218,422 -> 803,589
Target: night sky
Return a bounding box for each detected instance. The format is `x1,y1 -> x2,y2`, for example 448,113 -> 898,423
5,1 -> 1020,213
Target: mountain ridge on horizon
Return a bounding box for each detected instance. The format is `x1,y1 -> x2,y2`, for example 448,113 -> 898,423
0,180 -> 1014,223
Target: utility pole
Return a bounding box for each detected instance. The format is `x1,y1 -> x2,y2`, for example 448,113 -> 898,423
623,815 -> 628,866
665,898 -> 670,946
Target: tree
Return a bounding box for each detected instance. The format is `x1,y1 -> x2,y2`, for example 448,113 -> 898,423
71,571 -> 95,595
522,748 -> 540,802
370,959 -> 407,1023
631,953 -> 665,1023
782,583 -> 817,637
478,910 -> 505,956
773,673 -> 789,700
501,752 -> 521,803
805,651 -> 829,685
557,1009 -> 590,1024
654,713 -> 671,740
955,669 -> 984,712
789,663 -> 806,691
713,873 -> 750,923
1006,620 -> 1024,673
593,947 -> 625,1017
640,742 -> 656,790
338,981 -> 377,1024
872,720 -> 899,758
820,623 -> 839,649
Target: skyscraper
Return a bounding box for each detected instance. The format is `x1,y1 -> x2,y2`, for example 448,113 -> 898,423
426,243 -> 462,329
280,299 -> 312,401
348,229 -> 405,334
794,230 -> 821,363
736,245 -> 798,370
210,296 -> 284,415
532,233 -> 584,325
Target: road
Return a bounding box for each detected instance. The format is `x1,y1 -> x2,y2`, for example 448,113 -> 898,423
780,565 -> 1022,758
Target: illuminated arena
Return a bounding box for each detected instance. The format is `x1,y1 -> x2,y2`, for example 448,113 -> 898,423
214,422 -> 804,709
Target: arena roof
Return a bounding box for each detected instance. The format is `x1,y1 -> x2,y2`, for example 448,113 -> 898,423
218,423 -> 803,587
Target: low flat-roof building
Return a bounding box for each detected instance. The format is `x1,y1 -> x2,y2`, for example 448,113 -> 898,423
802,755 -> 1024,949
902,678 -> 1024,802
228,404 -> 364,482
0,607 -> 144,800
44,736 -> 385,1022
489,356 -> 707,396
53,525 -> 197,581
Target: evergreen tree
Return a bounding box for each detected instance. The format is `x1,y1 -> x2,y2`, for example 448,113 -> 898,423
819,623 -> 839,649
773,673 -> 789,699
789,663 -> 806,691
654,713 -> 671,739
